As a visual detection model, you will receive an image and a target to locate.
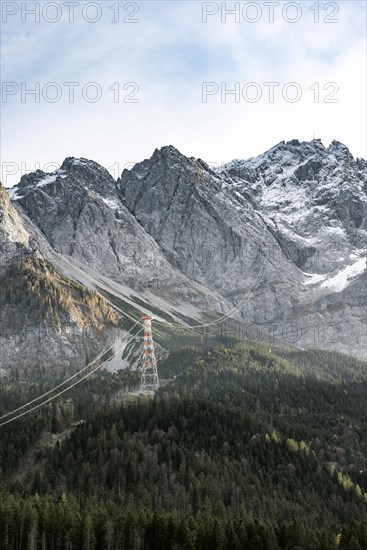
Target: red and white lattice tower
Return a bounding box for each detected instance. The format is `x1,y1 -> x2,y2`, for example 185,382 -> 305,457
140,315 -> 160,394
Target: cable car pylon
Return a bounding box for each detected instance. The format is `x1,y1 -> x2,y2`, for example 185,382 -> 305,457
140,315 -> 160,395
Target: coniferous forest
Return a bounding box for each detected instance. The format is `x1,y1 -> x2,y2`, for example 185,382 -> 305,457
0,342 -> 366,549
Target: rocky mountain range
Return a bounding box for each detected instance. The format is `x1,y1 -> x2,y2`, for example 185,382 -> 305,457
1,139 -> 366,376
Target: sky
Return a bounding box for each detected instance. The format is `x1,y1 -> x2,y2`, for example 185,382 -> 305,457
1,0 -> 366,187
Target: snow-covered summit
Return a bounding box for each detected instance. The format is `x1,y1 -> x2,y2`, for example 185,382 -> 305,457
218,140 -> 366,277
220,139 -> 358,184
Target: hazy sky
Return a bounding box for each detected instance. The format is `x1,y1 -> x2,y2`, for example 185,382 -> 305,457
1,0 -> 366,186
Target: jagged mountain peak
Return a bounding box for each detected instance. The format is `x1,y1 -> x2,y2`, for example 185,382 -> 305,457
118,144 -> 221,205
150,145 -> 212,170
125,144 -> 216,177
9,167 -> 68,200
152,144 -> 182,159
162,145 -> 215,173
226,138 -> 354,168
60,156 -> 114,178
119,143 -> 223,210
327,139 -> 352,154
223,138 -> 327,173
9,157 -> 117,202
62,156 -> 93,166
128,145 -> 189,172
220,139 -> 364,192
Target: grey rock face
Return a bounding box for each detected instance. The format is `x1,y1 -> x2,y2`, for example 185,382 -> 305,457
118,146 -> 302,310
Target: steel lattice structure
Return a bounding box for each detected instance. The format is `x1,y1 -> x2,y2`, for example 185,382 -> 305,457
140,315 -> 160,394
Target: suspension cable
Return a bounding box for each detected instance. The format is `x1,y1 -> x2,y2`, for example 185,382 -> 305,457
0,325 -> 142,426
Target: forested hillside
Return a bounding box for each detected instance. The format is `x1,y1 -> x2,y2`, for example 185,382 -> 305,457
0,342 -> 366,549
